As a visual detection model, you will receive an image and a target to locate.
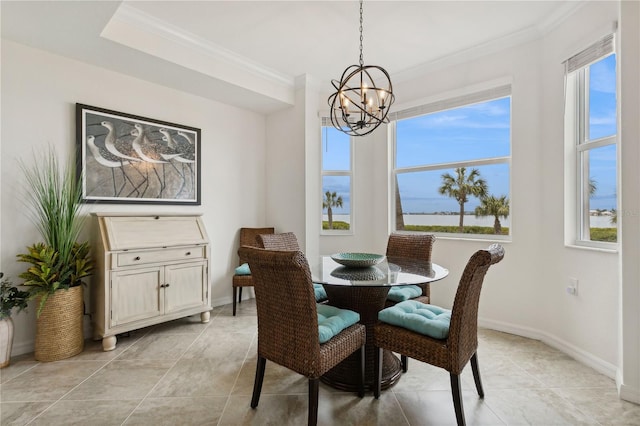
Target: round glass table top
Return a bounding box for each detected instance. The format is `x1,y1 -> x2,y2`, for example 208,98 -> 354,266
309,255 -> 448,287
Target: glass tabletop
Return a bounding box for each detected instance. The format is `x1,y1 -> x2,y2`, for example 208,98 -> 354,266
309,255 -> 448,287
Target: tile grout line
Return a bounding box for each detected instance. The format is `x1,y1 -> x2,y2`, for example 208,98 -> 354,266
217,324 -> 259,426
118,314 -> 216,426
22,326 -> 153,425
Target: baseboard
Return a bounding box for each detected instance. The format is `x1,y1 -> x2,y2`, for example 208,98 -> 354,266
479,317 -> 617,379
617,369 -> 640,404
211,290 -> 254,310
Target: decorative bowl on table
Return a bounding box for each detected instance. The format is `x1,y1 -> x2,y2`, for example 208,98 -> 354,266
330,252 -> 385,268
331,266 -> 385,281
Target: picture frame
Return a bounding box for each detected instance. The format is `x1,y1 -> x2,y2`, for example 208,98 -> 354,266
76,103 -> 201,205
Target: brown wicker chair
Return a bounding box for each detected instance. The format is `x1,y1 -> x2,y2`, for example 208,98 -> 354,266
256,231 -> 300,251
239,247 -> 366,426
232,227 -> 274,316
256,232 -> 328,303
373,244 -> 504,426
385,233 -> 436,307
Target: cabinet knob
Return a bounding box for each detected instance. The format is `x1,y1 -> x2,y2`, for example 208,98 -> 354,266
186,251 -> 191,256
165,283 -> 170,288
134,256 -> 141,261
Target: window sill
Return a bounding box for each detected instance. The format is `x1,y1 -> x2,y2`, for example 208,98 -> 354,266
565,243 -> 618,254
397,230 -> 511,244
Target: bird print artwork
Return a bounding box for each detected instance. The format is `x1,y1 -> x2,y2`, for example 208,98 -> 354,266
85,135 -> 136,197
80,105 -> 199,204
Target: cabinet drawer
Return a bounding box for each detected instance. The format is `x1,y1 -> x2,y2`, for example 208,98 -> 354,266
116,247 -> 205,267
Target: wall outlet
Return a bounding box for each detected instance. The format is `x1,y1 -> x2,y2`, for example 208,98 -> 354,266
566,277 -> 579,296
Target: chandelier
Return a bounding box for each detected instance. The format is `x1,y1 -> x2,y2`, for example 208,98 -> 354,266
328,0 -> 395,137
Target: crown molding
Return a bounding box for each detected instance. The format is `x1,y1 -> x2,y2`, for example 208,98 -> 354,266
393,0 -> 588,84
108,3 -> 295,88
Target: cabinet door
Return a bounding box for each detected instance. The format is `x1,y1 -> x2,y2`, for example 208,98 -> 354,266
111,266 -> 164,327
164,261 -> 208,314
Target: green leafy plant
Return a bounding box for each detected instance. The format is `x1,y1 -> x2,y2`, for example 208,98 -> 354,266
0,272 -> 29,319
16,148 -> 93,316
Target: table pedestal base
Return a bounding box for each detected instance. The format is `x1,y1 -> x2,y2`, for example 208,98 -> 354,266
321,285 -> 402,392
321,348 -> 401,392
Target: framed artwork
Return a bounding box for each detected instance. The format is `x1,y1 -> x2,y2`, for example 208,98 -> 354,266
76,104 -> 201,205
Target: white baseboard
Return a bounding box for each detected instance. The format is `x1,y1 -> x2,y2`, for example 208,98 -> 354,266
211,290 -> 254,310
479,317 -> 617,379
617,369 -> 640,404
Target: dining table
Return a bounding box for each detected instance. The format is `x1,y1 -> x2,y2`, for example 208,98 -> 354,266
308,254 -> 449,392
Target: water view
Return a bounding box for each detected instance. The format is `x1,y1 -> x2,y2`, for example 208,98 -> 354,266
324,213 -> 616,229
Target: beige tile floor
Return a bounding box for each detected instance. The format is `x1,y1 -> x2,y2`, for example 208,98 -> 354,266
2,299 -> 639,425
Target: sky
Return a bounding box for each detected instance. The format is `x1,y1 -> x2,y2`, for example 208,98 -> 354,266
322,54 -> 617,215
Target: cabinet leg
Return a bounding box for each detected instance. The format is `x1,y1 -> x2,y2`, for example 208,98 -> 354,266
200,311 -> 210,323
102,335 -> 117,352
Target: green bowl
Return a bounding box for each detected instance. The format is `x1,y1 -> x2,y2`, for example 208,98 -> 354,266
330,252 -> 385,268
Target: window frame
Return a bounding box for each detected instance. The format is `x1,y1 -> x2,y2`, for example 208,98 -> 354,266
321,124 -> 354,235
571,54 -> 618,249
390,88 -> 513,241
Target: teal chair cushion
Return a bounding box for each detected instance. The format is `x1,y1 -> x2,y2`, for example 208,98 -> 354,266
378,300 -> 451,339
317,304 -> 360,344
234,263 -> 251,276
313,283 -> 328,302
386,285 -> 422,302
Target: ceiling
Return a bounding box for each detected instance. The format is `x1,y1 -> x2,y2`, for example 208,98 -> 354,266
1,1 -> 583,114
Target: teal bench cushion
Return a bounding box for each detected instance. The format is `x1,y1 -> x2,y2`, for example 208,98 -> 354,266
234,263 -> 251,276
378,300 -> 451,339
313,283 -> 327,302
386,285 -> 422,302
317,304 -> 360,344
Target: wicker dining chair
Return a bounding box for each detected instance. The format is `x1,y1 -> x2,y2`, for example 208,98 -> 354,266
232,227 -> 274,316
373,244 -> 504,426
256,231 -> 300,251
385,233 -> 436,307
256,232 -> 328,303
239,247 -> 366,426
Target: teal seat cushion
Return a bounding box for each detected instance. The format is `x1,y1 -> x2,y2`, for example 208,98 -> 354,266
317,304 -> 360,344
378,300 -> 451,339
313,283 -> 328,302
234,263 -> 251,276
386,285 -> 422,302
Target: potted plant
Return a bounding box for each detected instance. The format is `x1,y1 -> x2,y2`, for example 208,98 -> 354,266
0,272 -> 29,368
16,148 -> 93,362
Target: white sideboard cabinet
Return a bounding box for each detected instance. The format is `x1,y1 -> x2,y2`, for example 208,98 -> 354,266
92,213 -> 212,351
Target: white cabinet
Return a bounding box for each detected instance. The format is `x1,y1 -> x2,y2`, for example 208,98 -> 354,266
92,213 -> 212,351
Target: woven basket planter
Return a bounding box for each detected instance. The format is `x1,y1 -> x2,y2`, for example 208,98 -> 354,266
35,285 -> 84,362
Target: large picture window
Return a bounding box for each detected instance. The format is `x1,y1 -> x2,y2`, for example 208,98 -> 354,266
392,86 -> 511,237
321,122 -> 352,233
564,34 -> 617,246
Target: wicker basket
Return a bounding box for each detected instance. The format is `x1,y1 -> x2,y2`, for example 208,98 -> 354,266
35,285 -> 84,361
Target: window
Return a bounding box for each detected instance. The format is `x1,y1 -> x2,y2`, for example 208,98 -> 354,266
565,34 -> 617,246
391,86 -> 511,237
321,122 -> 352,233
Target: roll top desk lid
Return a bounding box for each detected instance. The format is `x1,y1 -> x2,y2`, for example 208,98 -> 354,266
94,213 -> 209,251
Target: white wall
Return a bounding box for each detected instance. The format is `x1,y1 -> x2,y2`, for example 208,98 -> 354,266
618,0 -> 640,404
1,40 -> 268,355
539,0 -> 620,373
316,0 -> 622,379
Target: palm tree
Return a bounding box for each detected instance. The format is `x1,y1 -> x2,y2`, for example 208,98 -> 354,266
475,195 -> 510,234
438,167 -> 488,232
323,191 -> 343,230
610,208 -> 617,225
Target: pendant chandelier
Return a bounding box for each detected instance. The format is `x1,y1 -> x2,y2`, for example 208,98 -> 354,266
328,0 -> 395,137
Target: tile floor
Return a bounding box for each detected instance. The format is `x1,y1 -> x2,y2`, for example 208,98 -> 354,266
2,299 -> 639,425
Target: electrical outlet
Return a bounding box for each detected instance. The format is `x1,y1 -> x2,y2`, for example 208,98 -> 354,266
566,277 -> 579,296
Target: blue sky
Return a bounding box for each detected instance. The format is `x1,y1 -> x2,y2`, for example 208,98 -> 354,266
323,53 -> 617,215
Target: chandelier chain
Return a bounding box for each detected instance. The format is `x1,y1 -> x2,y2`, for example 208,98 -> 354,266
359,0 -> 364,67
